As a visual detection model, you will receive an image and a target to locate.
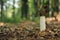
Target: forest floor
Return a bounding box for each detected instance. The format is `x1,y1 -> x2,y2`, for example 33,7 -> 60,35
0,20 -> 60,40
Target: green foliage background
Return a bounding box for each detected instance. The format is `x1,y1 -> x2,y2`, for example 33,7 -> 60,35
0,0 -> 59,23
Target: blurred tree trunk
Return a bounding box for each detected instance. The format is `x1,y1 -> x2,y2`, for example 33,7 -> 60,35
17,0 -> 22,18
34,0 -> 41,17
21,0 -> 28,19
0,0 -> 4,21
34,0 -> 39,17
40,0 -> 49,31
55,0 -> 58,13
59,0 -> 60,14
49,0 -> 52,17
12,0 -> 15,22
28,0 -> 34,20
40,0 -> 46,32
53,0 -> 58,14
53,0 -> 59,21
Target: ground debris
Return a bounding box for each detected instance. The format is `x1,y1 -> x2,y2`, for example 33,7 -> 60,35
0,21 -> 60,40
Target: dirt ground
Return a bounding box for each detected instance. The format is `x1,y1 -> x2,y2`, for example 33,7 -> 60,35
0,21 -> 60,40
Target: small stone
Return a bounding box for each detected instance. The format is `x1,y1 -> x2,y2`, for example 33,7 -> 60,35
39,31 -> 46,37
